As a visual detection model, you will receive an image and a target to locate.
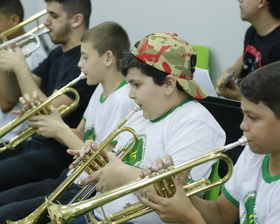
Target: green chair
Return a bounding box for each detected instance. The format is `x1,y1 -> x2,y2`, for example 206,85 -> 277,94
192,45 -> 210,72
204,160 -> 221,201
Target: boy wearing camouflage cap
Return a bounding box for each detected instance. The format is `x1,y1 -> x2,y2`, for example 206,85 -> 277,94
71,32 -> 226,224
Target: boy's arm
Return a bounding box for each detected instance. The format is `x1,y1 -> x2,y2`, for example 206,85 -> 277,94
0,72 -> 17,112
28,105 -> 85,150
0,48 -> 75,109
191,193 -> 239,224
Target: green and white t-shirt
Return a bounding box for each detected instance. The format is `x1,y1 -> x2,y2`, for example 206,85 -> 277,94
223,146 -> 280,224
83,81 -> 135,144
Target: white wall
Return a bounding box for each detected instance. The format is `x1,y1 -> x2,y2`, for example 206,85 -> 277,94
21,0 -> 250,83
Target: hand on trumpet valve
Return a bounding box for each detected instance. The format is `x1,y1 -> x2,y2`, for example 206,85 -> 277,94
12,91 -> 48,116
136,170 -> 197,224
67,140 -> 99,169
138,155 -> 175,179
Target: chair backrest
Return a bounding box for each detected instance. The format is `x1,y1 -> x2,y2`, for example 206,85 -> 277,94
204,160 -> 220,201
193,45 -> 210,72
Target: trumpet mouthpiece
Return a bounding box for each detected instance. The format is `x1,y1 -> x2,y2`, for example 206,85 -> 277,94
79,72 -> 86,79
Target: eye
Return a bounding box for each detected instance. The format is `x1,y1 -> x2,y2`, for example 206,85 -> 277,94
50,12 -> 58,19
247,114 -> 257,121
133,83 -> 140,88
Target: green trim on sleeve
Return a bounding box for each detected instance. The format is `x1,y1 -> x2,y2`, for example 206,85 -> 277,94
222,185 -> 239,207
82,115 -> 86,121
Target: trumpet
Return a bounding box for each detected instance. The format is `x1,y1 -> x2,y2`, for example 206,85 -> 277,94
6,105 -> 140,224
0,9 -> 49,57
0,73 -> 86,153
47,136 -> 248,224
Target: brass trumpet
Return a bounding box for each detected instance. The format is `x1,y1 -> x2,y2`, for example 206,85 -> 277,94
1,10 -> 47,37
6,105 -> 140,224
47,136 -> 248,224
0,9 -> 49,57
0,73 -> 86,153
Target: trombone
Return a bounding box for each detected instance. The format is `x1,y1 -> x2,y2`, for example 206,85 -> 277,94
0,73 -> 86,153
0,9 -> 49,57
5,105 -> 140,224
46,136 -> 248,224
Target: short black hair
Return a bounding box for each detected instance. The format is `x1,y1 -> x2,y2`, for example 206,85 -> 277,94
81,21 -> 130,71
267,0 -> 280,19
240,61 -> 280,119
0,0 -> 24,22
45,0 -> 91,28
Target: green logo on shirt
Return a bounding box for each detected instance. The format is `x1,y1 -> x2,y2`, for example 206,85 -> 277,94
123,134 -> 146,166
241,190 -> 258,224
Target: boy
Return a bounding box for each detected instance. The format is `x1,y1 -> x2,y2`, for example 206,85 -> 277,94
138,61 -> 280,224
0,21 -> 134,223
66,32 -> 226,224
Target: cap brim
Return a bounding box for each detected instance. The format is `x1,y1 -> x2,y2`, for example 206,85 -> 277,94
176,78 -> 209,99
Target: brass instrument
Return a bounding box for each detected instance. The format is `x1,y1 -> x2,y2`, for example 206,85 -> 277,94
47,136 -> 248,224
0,73 -> 86,153
6,105 -> 140,224
0,9 -> 49,57
1,10 -> 47,37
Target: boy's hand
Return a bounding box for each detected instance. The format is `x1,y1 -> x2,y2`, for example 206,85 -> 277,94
67,140 -> 99,169
79,151 -> 135,192
0,47 -> 25,72
28,105 -> 64,137
137,171 -> 204,224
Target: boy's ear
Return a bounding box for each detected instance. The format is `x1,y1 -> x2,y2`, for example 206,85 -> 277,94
72,14 -> 84,28
9,14 -> 20,26
105,50 -> 114,67
164,75 -> 177,96
258,0 -> 266,8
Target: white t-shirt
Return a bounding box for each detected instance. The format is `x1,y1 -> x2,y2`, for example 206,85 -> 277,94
0,42 -> 47,143
223,146 -> 280,224
94,98 -> 226,224
68,81 -> 135,180
83,82 -> 135,144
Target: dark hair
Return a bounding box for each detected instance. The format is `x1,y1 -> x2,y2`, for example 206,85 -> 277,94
45,0 -> 91,28
240,61 -> 280,119
267,0 -> 280,19
81,21 -> 130,71
0,0 -> 24,22
120,41 -> 184,91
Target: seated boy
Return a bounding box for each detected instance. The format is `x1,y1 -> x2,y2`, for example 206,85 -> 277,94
137,61 -> 280,224
63,32 -> 226,224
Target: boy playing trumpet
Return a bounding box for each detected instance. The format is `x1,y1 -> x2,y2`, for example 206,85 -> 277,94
69,32 -> 226,224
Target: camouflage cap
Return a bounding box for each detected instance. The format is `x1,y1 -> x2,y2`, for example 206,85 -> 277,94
131,32 -> 208,99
